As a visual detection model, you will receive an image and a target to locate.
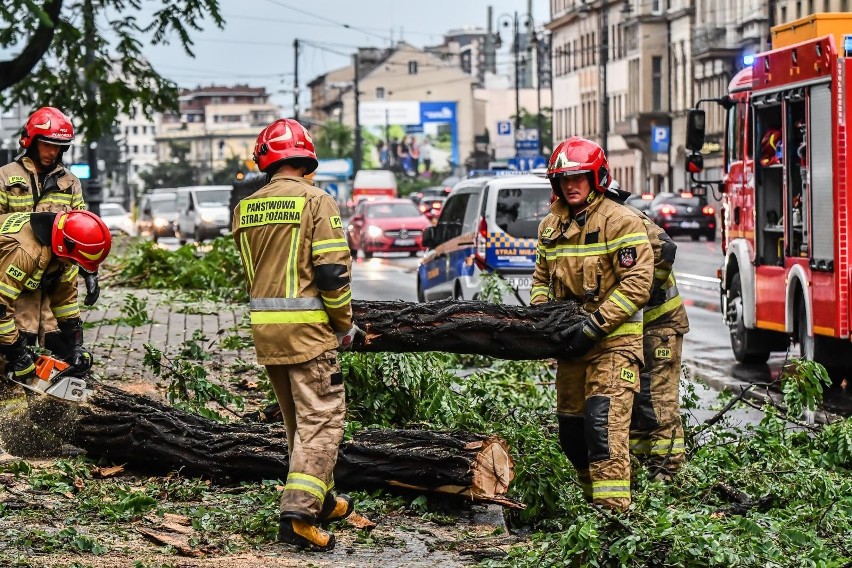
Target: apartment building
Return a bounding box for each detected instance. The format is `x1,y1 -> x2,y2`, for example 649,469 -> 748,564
156,85 -> 280,177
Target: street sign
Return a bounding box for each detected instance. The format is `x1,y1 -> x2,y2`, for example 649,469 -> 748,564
497,121 -> 512,136
508,156 -> 547,171
325,182 -> 339,199
515,128 -> 539,142
651,126 -> 671,154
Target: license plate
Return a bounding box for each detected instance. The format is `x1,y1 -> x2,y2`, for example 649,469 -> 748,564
504,276 -> 533,290
395,238 -> 416,246
680,221 -> 700,229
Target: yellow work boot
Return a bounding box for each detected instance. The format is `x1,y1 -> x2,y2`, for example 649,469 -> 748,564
318,492 -> 354,524
278,517 -> 335,551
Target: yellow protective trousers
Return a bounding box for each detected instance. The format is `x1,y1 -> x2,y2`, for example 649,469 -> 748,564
556,349 -> 640,511
267,349 -> 345,521
629,331 -> 686,473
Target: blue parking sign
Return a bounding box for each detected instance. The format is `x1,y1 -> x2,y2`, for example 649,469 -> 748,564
651,126 -> 670,154
497,121 -> 512,136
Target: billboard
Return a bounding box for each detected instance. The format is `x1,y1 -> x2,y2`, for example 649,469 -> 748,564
359,101 -> 459,171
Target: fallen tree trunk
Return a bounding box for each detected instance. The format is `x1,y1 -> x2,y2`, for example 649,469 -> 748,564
29,384 -> 520,508
352,299 -> 582,360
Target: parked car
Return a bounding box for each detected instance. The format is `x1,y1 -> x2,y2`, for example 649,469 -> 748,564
99,202 -> 136,236
417,173 -> 553,305
347,198 -> 431,258
136,192 -> 178,242
175,185 -> 232,244
418,196 -> 446,223
647,192 -> 717,241
410,185 -> 451,205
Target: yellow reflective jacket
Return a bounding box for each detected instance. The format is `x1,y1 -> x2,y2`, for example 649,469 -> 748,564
531,194 -> 654,354
0,213 -> 80,346
233,173 -> 353,365
630,207 -> 690,335
0,158 -> 86,213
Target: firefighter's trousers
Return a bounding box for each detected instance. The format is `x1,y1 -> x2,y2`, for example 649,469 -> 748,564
267,350 -> 345,522
14,290 -> 60,344
630,331 -> 685,473
556,349 -> 640,511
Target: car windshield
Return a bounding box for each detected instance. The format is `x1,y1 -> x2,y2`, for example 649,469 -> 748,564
151,199 -> 177,213
100,204 -> 126,216
368,202 -> 422,218
495,186 -> 552,238
195,190 -> 230,206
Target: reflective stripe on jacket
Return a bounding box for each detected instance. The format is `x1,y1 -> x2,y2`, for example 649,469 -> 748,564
233,174 -> 353,365
532,194 -> 654,354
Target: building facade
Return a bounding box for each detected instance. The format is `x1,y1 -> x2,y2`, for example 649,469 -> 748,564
155,85 -> 280,181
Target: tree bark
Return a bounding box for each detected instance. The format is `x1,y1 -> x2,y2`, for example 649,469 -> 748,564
352,299 -> 582,360
29,384 -> 521,508
0,0 -> 64,91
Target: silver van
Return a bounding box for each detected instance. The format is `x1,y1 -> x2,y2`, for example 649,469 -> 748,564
175,185 -> 232,244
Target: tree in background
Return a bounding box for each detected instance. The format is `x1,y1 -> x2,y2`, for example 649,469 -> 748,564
313,121 -> 354,161
0,0 -> 223,142
138,142 -> 197,190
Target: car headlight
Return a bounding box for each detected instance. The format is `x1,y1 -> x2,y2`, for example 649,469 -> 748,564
367,225 -> 384,238
153,217 -> 169,228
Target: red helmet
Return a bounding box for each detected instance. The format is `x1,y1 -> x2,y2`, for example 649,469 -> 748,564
547,136 -> 610,193
760,128 -> 782,166
20,107 -> 75,149
51,211 -> 112,272
252,118 -> 318,174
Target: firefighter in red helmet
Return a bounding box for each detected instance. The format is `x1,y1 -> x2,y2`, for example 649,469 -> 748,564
531,136 -> 654,510
233,118 -> 359,551
0,107 -> 96,371
0,210 -> 110,384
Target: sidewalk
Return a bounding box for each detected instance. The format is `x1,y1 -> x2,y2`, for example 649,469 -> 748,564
82,287 -> 251,385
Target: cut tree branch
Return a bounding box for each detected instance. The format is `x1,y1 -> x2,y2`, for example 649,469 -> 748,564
0,0 -> 64,91
351,299 -> 583,360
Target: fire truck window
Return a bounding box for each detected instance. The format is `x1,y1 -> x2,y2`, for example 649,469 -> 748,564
755,104 -> 785,266
787,99 -> 808,258
725,104 -> 743,169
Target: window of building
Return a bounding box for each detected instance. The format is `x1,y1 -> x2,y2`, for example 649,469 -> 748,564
460,49 -> 472,74
651,0 -> 662,13
652,56 -> 663,111
132,126 -> 138,135
408,61 -> 418,74
376,87 -> 385,99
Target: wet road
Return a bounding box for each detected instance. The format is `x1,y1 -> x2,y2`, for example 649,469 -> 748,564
344,238 -> 851,417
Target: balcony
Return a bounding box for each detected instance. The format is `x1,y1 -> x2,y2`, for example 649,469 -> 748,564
615,111 -> 671,155
691,26 -> 740,60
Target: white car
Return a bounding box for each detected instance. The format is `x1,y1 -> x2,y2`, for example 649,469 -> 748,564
99,202 -> 137,236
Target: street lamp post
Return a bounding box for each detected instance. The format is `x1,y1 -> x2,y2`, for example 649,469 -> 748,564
496,12 -> 535,132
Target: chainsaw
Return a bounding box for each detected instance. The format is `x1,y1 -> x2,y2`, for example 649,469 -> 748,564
7,354 -> 92,403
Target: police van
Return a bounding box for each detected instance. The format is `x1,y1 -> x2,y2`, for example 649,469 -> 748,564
417,172 -> 553,305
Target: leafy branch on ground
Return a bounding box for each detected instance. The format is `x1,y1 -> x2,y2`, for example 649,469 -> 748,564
143,332 -> 244,421
105,237 -> 247,302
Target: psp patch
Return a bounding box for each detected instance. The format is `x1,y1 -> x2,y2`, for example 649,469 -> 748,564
655,347 -> 672,359
620,368 -> 636,383
330,216 -> 342,229
617,246 -> 637,268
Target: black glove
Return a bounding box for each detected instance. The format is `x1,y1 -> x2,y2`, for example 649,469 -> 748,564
70,346 -> 93,373
560,319 -> 604,357
82,270 -> 100,306
648,287 -> 667,307
1,335 -> 36,381
336,324 -> 364,352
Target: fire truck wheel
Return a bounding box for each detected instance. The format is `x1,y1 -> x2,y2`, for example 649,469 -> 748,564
728,273 -> 771,365
797,300 -> 816,362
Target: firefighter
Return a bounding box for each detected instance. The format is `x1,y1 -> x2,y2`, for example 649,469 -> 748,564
233,118 -> 359,551
0,107 -> 98,366
606,182 -> 690,478
531,137 -> 654,511
0,210 -> 111,384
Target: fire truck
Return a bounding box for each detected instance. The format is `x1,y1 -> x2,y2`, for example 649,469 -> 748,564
684,13 -> 852,372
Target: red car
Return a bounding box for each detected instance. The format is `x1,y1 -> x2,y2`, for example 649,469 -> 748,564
347,198 -> 430,258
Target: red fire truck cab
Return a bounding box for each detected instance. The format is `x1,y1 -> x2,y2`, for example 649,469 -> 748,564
685,14 -> 852,373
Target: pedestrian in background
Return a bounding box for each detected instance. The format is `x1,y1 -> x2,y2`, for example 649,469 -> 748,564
531,136 -> 654,511
233,118 -> 361,551
0,106 -> 97,366
420,136 -> 433,176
